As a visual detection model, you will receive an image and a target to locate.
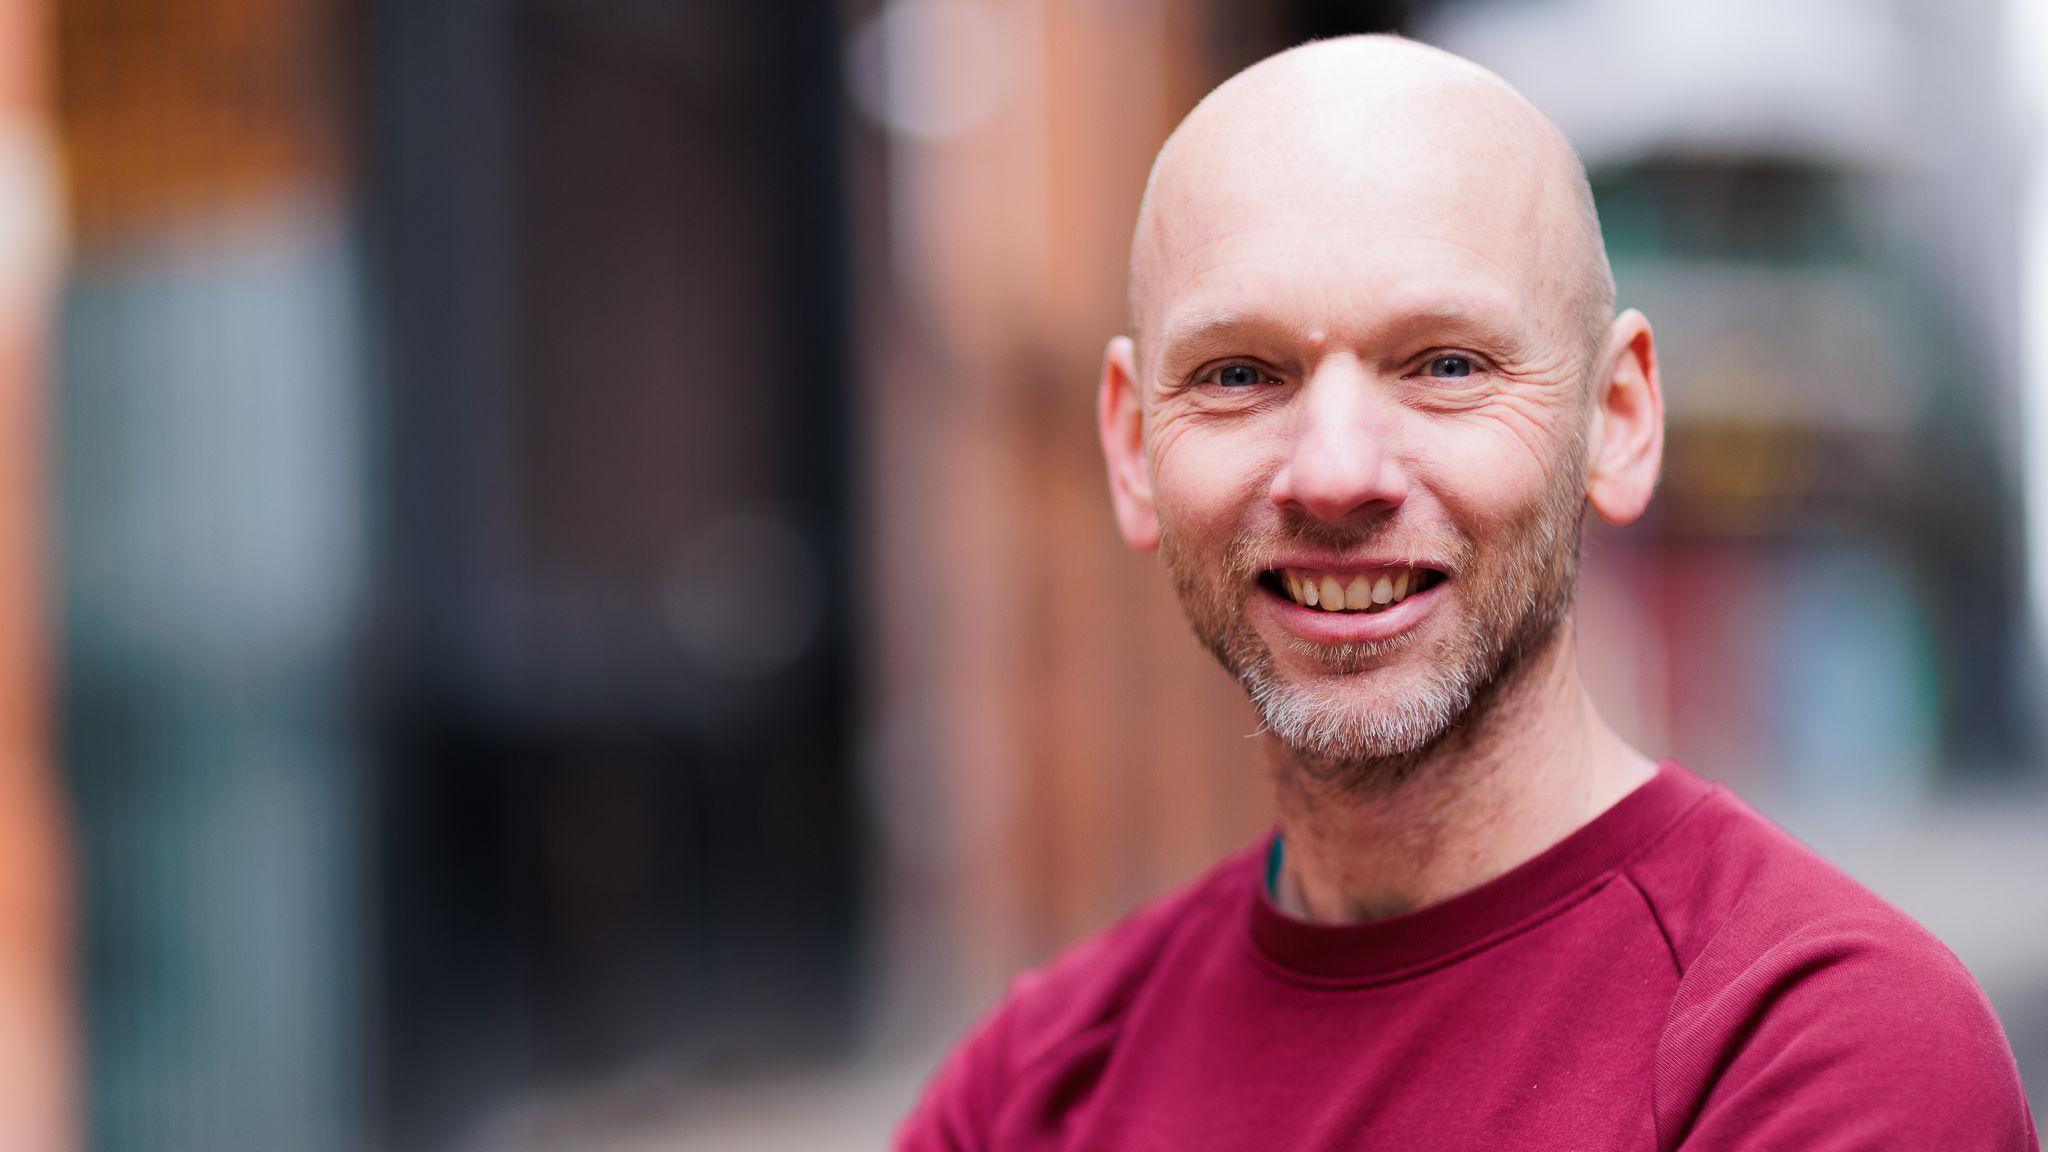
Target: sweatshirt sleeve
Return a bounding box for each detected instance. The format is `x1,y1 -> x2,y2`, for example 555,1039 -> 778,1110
1657,910 -> 2038,1151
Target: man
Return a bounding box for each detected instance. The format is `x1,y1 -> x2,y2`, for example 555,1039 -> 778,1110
898,34 -> 2037,1151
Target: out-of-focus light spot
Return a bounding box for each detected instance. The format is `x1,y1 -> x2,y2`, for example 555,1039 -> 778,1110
664,510 -> 824,682
846,0 -> 1021,142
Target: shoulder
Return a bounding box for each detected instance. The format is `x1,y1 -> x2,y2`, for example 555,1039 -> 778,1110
894,838 -> 1263,1151
1627,781 -> 2036,1150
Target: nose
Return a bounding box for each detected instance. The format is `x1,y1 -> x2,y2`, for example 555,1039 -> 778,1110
1268,359 -> 1409,524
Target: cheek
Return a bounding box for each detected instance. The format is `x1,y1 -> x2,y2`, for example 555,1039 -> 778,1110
1464,387 -> 1582,467
1410,419 -> 1565,534
1147,418 -> 1273,542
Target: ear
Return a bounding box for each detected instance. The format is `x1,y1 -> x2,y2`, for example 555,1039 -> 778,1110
1098,335 -> 1160,552
1583,309 -> 1664,527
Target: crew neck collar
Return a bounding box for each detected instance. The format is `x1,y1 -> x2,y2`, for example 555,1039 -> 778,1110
1247,759 -> 1711,984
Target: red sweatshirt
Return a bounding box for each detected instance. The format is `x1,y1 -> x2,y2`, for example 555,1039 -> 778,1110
899,761 -> 2037,1150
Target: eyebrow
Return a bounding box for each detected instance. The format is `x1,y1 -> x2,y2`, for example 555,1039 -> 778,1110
1153,309 -> 1306,375
1372,300 -> 1538,363
1154,298 -> 1538,375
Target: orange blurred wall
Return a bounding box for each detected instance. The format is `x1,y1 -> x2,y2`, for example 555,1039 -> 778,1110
0,0 -> 74,1147
863,1 -> 1285,1003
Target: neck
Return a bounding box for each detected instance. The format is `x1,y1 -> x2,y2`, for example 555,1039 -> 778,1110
1267,620 -> 1655,924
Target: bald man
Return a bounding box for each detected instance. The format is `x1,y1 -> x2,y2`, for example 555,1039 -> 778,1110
898,35 -> 2036,1151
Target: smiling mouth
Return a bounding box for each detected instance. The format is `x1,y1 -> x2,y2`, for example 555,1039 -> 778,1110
1259,566 -> 1447,613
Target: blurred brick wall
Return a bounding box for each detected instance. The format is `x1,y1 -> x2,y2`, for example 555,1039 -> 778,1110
862,1 -> 1276,1002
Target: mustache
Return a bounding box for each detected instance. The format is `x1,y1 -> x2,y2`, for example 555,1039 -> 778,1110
1221,513 -> 1469,582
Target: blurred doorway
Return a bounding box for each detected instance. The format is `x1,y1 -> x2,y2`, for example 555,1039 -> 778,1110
366,1 -> 864,1146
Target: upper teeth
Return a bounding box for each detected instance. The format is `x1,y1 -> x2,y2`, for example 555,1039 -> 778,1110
1280,567 -> 1424,613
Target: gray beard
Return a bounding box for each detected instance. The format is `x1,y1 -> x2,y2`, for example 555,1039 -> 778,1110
1160,456 -> 1586,798
1225,553 -> 1573,797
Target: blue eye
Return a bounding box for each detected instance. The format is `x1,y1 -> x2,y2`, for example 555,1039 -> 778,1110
1217,363 -> 1262,388
1426,355 -> 1474,378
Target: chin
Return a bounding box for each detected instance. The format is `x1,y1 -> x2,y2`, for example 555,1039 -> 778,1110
1245,660 -> 1473,768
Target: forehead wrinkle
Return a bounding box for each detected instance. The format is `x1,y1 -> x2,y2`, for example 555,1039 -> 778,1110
1155,232 -> 1538,360
1147,217 -> 1545,376
1155,307 -> 1307,375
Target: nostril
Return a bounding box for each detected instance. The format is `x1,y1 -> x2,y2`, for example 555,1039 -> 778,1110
1269,456 -> 1409,523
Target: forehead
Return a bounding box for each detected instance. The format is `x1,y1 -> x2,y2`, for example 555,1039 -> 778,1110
1157,218 -> 1531,353
1138,99 -> 1572,356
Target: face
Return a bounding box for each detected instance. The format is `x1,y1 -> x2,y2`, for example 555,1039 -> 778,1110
1111,147 -> 1602,785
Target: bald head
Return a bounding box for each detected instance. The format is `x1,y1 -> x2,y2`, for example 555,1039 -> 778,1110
1128,35 -> 1614,379
1097,36 -> 1665,781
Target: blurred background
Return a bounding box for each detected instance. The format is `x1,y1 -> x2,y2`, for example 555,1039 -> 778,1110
0,0 -> 2043,1148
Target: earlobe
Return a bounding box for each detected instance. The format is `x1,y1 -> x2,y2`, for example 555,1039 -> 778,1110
1099,335 -> 1161,552
1583,310 -> 1664,527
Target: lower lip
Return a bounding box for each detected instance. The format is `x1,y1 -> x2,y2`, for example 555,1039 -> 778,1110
1260,577 -> 1446,645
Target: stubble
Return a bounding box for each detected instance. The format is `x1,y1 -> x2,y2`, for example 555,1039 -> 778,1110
1160,438 -> 1588,798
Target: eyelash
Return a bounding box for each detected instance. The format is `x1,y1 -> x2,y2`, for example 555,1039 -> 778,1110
1406,349 -> 1494,380
1186,350 -> 1493,392
1193,360 -> 1278,390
